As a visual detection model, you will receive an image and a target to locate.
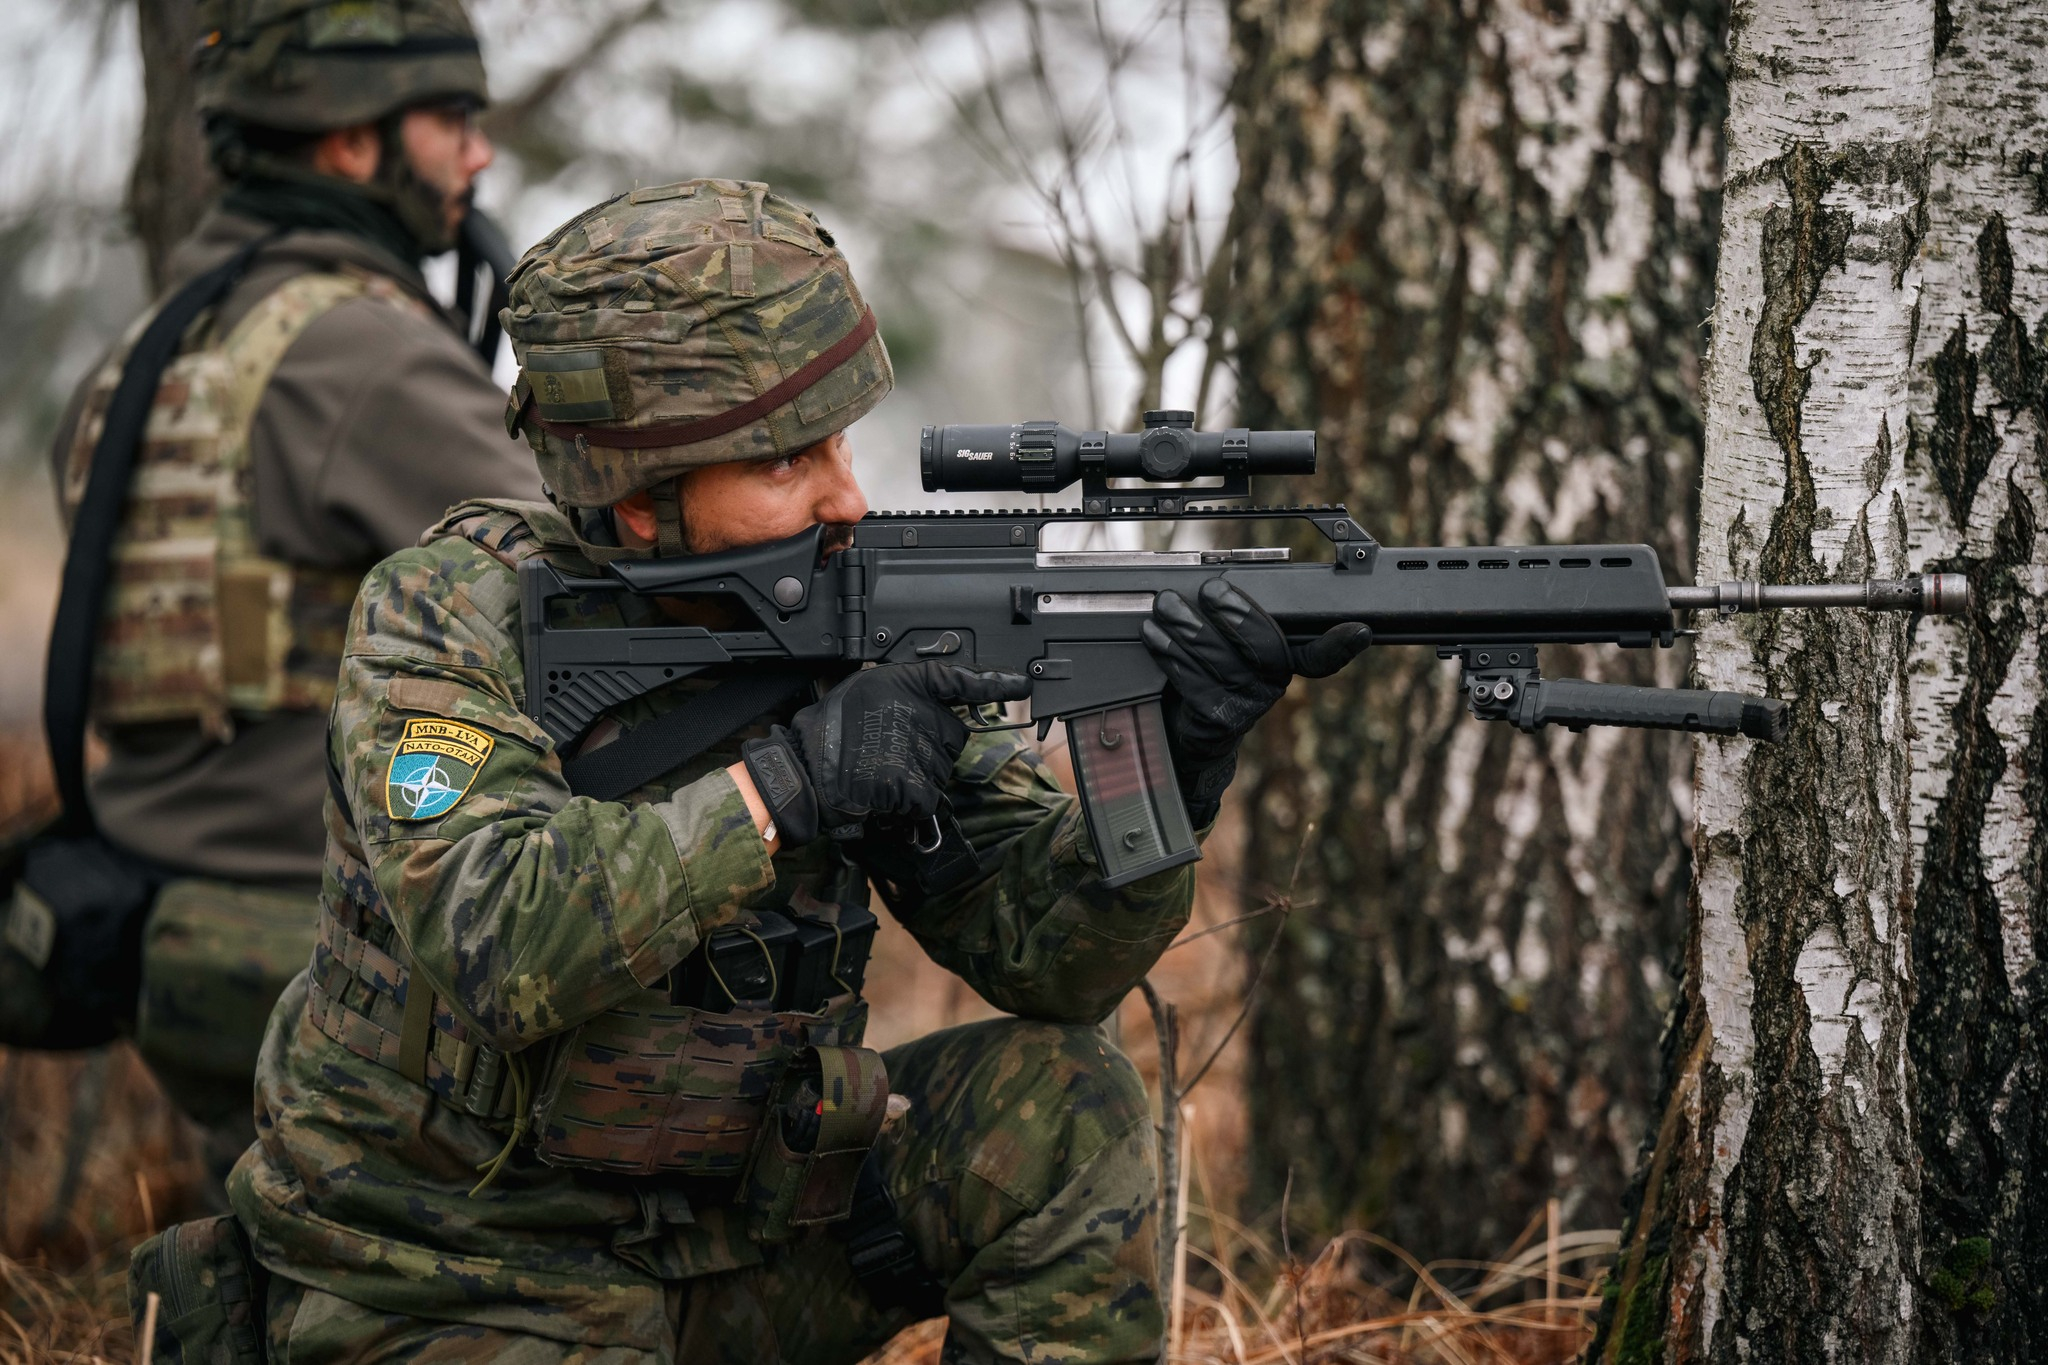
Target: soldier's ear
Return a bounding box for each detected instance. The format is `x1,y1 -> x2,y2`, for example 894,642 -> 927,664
309,123 -> 380,183
613,491 -> 658,547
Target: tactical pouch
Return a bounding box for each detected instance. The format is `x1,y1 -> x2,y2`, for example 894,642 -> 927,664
531,994 -> 869,1180
127,1214 -> 269,1365
0,831 -> 168,1050
742,1043 -> 891,1243
136,879 -> 319,1128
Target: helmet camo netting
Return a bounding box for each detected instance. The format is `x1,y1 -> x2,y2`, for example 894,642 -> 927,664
501,179 -> 894,510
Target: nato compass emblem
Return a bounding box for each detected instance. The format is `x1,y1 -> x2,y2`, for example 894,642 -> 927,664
384,718 -> 495,821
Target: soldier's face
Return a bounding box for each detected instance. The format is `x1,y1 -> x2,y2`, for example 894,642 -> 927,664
614,431 -> 869,556
399,102 -> 495,236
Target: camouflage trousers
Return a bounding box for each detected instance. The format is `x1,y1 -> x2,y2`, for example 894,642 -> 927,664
260,1018 -> 1163,1365
139,879 -> 320,1185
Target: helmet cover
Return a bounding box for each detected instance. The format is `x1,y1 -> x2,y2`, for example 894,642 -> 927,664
502,179 -> 893,508
195,0 -> 489,132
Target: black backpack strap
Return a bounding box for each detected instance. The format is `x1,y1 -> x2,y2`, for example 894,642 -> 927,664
44,234 -> 278,837
560,667 -> 817,803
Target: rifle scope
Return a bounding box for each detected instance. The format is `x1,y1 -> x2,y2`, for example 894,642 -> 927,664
921,412 -> 1316,495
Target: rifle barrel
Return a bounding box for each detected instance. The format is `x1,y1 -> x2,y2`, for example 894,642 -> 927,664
1666,574 -> 1969,616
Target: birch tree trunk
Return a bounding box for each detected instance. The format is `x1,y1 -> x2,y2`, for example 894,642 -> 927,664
1593,2 -> 1938,1359
1904,0 -> 2048,1354
1226,0 -> 1725,1256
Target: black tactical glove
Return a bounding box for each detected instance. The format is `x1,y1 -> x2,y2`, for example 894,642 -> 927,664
1143,578 -> 1372,825
741,661 -> 1031,846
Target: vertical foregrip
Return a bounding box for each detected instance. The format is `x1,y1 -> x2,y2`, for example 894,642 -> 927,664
1517,678 -> 1788,741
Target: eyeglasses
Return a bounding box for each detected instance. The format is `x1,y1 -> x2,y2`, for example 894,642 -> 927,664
412,99 -> 484,140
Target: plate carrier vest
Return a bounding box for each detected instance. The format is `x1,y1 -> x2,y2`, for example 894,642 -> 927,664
58,263 -> 425,739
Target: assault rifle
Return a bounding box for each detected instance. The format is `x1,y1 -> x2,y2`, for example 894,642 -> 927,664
522,412 -> 1968,889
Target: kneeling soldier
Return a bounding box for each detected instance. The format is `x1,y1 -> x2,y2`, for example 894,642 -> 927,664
158,180 -> 1360,1364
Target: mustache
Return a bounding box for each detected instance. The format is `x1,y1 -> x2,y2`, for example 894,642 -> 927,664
819,525 -> 855,561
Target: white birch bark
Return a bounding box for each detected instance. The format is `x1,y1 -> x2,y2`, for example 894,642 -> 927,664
1902,0 -> 2048,1353
1599,1 -> 1936,1360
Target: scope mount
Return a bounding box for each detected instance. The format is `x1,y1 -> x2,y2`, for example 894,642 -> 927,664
1062,410 -> 1255,513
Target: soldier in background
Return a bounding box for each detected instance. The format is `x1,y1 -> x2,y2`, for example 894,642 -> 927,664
24,0 -> 540,1173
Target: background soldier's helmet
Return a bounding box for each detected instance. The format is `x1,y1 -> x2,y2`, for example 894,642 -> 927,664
502,180 -> 894,510
194,0 -> 489,132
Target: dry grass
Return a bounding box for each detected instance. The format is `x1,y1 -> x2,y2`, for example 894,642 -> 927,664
0,1251 -> 133,1365
863,1209 -> 1612,1365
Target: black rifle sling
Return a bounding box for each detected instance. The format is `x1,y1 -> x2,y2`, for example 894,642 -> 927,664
43,233 -> 279,837
560,668 -> 817,803
454,207 -> 514,367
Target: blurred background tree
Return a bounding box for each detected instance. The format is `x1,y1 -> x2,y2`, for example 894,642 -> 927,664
1224,0 -> 1727,1259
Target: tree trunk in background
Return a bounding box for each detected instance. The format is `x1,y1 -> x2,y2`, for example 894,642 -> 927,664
1905,0 -> 2048,1356
129,0 -> 217,291
1225,0 -> 1725,1257
1593,3 -> 1939,1359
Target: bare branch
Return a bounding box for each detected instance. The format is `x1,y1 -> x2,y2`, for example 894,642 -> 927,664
481,0 -> 666,146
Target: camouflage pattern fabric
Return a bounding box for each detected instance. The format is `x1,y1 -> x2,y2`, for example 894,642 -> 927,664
195,0 -> 489,132
260,1020 -> 1159,1364
227,501 -> 1194,1358
129,1213 -> 270,1365
137,877 -> 320,1134
503,180 -> 892,504
56,270 -> 401,735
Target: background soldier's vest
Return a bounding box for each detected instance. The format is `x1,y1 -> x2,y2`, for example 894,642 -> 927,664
58,265 -> 428,738
307,501 -> 888,1237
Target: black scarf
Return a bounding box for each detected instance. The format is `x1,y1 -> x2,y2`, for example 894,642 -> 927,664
221,173 -> 423,271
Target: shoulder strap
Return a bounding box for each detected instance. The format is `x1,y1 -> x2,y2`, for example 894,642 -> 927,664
426,498 -> 574,557
45,234 -> 279,836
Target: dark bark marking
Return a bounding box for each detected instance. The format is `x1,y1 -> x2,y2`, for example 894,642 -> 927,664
1749,142 -> 1852,585
1867,416 -> 1894,497
2026,150 -> 2048,216
1928,322 -> 2000,532
1910,281 -> 2048,1364
1978,215 -> 2014,316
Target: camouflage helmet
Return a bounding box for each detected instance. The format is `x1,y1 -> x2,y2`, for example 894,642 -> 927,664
194,0 -> 489,133
502,179 -> 893,509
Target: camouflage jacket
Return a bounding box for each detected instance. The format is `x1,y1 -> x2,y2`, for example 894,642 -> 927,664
228,499 -> 1195,1348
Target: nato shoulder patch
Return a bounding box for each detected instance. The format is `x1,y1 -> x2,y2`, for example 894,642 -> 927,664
385,718 -> 495,821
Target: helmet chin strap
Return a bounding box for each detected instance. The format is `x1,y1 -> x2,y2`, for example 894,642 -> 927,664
652,477 -> 689,557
